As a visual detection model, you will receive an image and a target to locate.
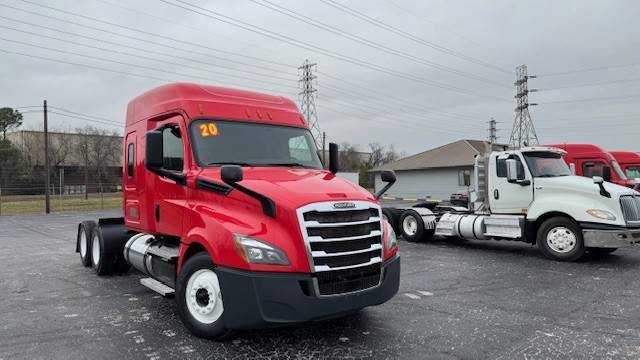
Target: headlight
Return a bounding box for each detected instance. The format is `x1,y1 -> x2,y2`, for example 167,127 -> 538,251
232,234 -> 290,265
586,209 -> 616,221
383,219 -> 398,251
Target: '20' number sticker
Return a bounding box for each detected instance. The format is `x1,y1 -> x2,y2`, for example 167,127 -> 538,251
199,123 -> 219,137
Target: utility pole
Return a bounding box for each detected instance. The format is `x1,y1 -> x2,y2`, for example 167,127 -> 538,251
488,117 -> 498,144
509,64 -> 539,148
298,60 -> 321,148
44,100 -> 50,214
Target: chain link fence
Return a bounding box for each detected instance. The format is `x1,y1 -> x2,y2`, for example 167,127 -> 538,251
0,181 -> 122,216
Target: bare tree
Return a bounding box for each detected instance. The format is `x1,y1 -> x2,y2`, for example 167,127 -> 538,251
365,142 -> 402,168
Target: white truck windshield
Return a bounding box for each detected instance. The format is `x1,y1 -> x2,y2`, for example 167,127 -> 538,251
523,151 -> 571,177
190,119 -> 323,169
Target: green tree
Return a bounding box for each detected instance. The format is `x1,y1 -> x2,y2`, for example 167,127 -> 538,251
0,108 -> 23,139
0,139 -> 26,190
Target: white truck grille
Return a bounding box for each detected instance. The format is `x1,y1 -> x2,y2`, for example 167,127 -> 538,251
297,201 -> 383,296
621,195 -> 640,226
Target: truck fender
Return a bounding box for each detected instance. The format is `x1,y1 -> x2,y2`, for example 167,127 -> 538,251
177,234 -> 221,273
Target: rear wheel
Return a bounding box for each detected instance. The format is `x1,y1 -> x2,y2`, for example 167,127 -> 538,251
77,221 -> 96,267
536,217 -> 585,261
176,253 -> 234,340
399,210 -> 430,242
91,226 -> 130,275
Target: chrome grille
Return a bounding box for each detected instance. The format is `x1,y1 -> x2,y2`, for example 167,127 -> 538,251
620,195 -> 640,225
297,201 -> 383,296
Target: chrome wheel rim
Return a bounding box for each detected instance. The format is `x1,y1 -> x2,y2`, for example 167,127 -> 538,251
79,231 -> 87,258
91,233 -> 100,266
546,226 -> 577,253
402,215 -> 418,236
186,269 -> 224,324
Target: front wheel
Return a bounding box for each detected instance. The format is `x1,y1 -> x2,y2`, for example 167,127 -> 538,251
536,217 -> 585,261
176,252 -> 234,340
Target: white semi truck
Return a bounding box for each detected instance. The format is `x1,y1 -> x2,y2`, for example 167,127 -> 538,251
383,146 -> 640,261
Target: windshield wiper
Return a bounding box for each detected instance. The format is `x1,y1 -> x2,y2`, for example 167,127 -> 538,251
206,161 -> 252,166
262,162 -> 311,168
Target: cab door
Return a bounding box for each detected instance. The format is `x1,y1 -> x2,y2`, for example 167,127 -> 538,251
489,153 -> 534,214
149,116 -> 188,237
123,131 -> 141,227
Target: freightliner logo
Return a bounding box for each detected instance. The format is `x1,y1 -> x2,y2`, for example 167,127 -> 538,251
332,202 -> 356,209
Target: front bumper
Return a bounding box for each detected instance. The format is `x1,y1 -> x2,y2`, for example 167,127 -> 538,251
215,255 -> 400,329
582,225 -> 640,248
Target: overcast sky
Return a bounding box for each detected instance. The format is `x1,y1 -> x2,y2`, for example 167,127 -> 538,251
1,0 -> 639,155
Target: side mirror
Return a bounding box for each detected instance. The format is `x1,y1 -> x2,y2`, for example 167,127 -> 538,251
145,131 -> 163,169
381,170 -> 396,183
221,165 -> 243,183
593,176 -> 604,185
506,159 -> 518,182
569,163 -> 576,175
602,166 -> 612,182
374,170 -> 397,200
634,178 -> 640,191
329,142 -> 339,174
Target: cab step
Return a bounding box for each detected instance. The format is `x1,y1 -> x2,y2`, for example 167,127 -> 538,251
140,277 -> 175,297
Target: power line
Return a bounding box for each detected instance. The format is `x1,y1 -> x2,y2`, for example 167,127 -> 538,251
94,0 -> 295,69
3,2 -> 297,78
49,107 -> 122,126
247,0 -> 510,89
0,37 -> 294,95
14,0 -> 296,73
536,62 -> 640,77
155,0 -> 510,102
540,94 -> 640,105
538,77 -> 640,91
321,83 -> 485,131
318,0 -> 511,74
48,111 -> 123,128
0,48 -> 287,96
0,24 -> 298,90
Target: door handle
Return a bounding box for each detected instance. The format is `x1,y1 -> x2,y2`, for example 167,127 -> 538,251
155,203 -> 160,222
494,189 -> 499,199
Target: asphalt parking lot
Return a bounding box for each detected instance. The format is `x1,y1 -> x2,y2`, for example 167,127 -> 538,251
3,212 -> 640,359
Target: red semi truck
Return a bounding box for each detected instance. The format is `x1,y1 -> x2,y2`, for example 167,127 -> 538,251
75,83 -> 400,339
546,143 -> 636,187
610,151 -> 640,180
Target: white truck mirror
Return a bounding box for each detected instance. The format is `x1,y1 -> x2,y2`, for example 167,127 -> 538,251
634,178 -> 640,191
506,159 -> 518,182
569,163 -> 576,175
593,176 -> 604,184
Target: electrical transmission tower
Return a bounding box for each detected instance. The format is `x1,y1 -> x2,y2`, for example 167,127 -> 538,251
509,64 -> 539,148
488,117 -> 498,144
298,60 -> 321,148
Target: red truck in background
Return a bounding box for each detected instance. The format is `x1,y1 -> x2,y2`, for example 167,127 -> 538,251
75,83 -> 400,339
610,151 -> 640,180
546,143 -> 636,187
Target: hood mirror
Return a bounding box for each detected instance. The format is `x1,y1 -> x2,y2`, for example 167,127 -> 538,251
593,176 -> 611,198
374,170 -> 397,200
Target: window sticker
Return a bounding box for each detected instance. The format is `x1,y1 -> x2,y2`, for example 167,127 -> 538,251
199,122 -> 219,137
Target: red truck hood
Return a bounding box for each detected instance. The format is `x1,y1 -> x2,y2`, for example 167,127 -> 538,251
198,167 -> 376,209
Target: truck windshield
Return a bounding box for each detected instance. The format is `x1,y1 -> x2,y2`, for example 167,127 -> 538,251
523,151 -> 571,177
610,160 -> 628,180
190,119 -> 323,169
626,166 -> 640,179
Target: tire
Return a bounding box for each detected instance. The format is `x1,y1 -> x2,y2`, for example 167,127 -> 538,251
381,208 -> 401,234
176,252 -> 234,340
589,248 -> 618,255
77,221 -> 96,267
399,210 -> 427,242
91,226 -> 130,276
536,217 -> 586,261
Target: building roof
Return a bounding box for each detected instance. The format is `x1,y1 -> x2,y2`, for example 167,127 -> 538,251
373,139 -> 493,171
